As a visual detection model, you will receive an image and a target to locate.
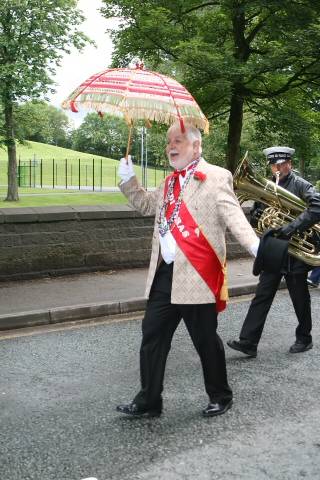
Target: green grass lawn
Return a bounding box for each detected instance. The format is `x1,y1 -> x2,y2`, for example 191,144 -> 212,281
0,141 -> 168,190
0,191 -> 128,208
0,142 -> 166,207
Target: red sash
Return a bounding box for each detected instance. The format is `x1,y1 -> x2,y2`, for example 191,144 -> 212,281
164,175 -> 227,312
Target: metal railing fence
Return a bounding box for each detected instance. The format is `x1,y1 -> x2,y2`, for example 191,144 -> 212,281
0,158 -> 169,191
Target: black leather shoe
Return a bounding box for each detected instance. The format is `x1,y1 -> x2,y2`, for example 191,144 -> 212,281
202,399 -> 233,417
289,340 -> 313,354
116,402 -> 162,417
227,339 -> 257,357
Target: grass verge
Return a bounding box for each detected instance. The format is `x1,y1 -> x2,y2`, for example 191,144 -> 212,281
0,191 -> 128,208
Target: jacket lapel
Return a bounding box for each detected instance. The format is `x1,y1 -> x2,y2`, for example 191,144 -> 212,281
184,158 -> 207,204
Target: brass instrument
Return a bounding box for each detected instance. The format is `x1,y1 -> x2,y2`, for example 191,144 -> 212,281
233,152 -> 320,266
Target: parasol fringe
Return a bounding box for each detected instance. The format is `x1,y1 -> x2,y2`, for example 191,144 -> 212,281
63,100 -> 209,133
63,95 -> 204,116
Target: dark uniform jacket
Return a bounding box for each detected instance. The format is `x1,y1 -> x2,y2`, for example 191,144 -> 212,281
251,171 -> 320,273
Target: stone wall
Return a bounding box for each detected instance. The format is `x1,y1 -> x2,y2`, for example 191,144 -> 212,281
0,205 -> 250,281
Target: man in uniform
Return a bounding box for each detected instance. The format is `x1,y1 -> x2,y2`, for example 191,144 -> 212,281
228,146 -> 320,358
115,122 -> 259,418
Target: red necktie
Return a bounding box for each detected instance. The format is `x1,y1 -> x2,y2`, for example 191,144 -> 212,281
172,169 -> 186,198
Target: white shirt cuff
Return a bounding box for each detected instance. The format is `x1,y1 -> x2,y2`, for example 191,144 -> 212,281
249,238 -> 260,257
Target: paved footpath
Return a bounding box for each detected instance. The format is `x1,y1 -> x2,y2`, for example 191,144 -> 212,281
0,257 -> 262,330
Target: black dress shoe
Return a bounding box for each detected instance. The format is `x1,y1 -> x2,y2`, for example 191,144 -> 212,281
202,399 -> 233,417
116,402 -> 162,417
227,339 -> 257,357
289,340 -> 313,354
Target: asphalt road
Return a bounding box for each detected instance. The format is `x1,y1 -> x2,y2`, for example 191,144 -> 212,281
1,289 -> 320,480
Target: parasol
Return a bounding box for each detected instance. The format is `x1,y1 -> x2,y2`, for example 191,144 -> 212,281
61,63 -> 209,157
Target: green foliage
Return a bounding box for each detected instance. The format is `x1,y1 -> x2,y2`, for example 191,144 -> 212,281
203,115 -> 266,170
71,113 -> 131,158
0,0 -> 91,102
0,0 -> 92,200
144,123 -> 168,167
101,0 -> 320,172
103,0 -> 320,103
14,101 -> 71,147
71,113 -> 169,167
252,89 -> 320,175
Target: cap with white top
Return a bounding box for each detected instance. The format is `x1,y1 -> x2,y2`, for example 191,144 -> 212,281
263,146 -> 295,165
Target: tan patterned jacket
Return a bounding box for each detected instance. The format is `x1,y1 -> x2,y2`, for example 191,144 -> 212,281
120,158 -> 258,304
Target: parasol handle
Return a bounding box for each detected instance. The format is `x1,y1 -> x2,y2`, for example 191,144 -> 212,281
125,122 -> 133,163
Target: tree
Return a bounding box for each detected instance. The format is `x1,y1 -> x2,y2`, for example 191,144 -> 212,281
0,0 -> 91,201
14,101 -> 71,147
101,0 -> 320,172
71,113 -> 132,158
71,113 -> 169,167
252,89 -> 320,178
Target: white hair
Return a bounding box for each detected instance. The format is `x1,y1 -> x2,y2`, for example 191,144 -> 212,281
167,122 -> 202,153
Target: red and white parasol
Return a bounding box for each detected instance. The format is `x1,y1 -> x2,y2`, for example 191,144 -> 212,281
62,63 -> 209,156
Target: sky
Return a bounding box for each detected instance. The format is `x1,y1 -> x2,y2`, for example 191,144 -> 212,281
49,0 -> 117,126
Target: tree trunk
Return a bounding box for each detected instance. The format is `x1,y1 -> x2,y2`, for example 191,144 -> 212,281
4,98 -> 19,201
225,2 -> 248,173
226,87 -> 244,173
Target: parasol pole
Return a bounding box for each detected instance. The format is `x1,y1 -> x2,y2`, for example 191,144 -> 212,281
125,121 -> 134,162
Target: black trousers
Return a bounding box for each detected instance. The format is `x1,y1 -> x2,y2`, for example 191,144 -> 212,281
133,262 -> 232,409
240,270 -> 312,345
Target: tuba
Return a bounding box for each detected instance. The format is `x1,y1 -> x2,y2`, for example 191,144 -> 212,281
233,152 -> 320,266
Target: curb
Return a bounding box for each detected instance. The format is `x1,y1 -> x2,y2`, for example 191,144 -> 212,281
0,298 -> 147,331
0,282 -> 287,332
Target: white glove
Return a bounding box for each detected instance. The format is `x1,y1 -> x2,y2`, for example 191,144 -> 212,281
118,155 -> 135,183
